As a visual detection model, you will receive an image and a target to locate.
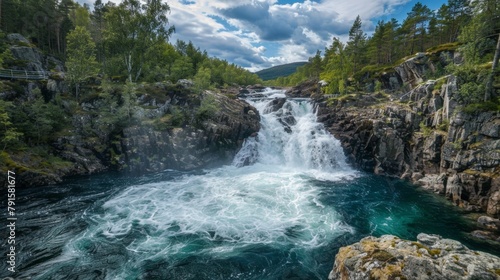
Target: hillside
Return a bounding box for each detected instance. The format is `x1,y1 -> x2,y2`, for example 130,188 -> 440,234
255,62 -> 307,80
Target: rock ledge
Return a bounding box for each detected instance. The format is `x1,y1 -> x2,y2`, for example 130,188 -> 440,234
329,234 -> 500,280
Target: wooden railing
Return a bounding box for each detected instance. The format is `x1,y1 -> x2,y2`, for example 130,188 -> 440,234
0,69 -> 48,80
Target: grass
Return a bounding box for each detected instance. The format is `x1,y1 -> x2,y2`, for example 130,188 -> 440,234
419,121 -> 433,137
411,242 -> 441,257
437,119 -> 449,131
426,42 -> 461,54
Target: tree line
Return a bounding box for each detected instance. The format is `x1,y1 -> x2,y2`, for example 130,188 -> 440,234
0,0 -> 264,165
0,0 -> 262,92
268,0 -> 500,104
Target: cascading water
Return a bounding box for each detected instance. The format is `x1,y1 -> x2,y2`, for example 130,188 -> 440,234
3,88 -> 497,280
233,89 -> 348,173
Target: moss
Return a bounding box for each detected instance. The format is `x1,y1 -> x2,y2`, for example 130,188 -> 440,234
428,249 -> 441,257
371,250 -> 395,262
0,152 -> 29,172
437,119 -> 449,131
411,242 -> 441,257
426,42 -> 461,54
419,121 -> 433,137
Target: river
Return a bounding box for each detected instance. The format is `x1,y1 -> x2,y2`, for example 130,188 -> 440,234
1,89 -> 496,279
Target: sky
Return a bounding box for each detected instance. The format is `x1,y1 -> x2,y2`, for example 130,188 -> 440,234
78,0 -> 447,72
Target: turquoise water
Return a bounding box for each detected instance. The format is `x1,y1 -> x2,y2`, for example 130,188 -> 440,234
1,90 -> 497,279
1,171 -> 496,280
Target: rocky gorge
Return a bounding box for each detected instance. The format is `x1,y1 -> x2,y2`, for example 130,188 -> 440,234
279,50 -> 500,278
2,33 -> 500,279
289,51 -> 500,241
0,34 -> 261,187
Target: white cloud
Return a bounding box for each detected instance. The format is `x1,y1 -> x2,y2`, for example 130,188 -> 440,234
77,0 -> 413,71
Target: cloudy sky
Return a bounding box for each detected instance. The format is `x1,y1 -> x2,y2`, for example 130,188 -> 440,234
79,0 -> 446,72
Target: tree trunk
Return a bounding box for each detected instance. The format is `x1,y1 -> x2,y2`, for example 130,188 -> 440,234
76,83 -> 80,102
485,33 -> 500,101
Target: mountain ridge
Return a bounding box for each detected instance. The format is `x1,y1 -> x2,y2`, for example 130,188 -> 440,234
255,61 -> 308,81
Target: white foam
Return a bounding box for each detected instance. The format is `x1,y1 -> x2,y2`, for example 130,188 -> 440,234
61,88 -> 357,276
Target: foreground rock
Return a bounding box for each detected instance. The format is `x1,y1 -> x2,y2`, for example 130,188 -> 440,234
329,234 -> 500,280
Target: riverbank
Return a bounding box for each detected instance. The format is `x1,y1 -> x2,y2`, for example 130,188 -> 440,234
283,50 -> 500,245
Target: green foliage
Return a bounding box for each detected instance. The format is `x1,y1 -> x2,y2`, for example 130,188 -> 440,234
447,64 -> 489,104
437,119 -> 450,131
0,100 -> 23,151
103,0 -> 175,82
346,15 -> 367,74
170,56 -> 194,82
458,0 -> 499,65
169,106 -> 186,127
121,82 -> 138,120
194,66 -> 212,92
66,26 -> 99,100
419,121 -> 432,137
94,80 -> 134,134
321,38 -> 351,94
0,49 -> 14,69
71,4 -> 91,28
375,80 -> 383,92
461,101 -> 500,114
196,94 -> 219,122
426,42 -> 461,54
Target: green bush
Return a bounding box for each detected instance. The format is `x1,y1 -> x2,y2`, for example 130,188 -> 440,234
196,94 -> 219,122
419,121 -> 432,137
462,101 -> 500,114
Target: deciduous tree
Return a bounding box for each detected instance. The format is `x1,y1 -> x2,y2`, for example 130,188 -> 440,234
66,26 -> 99,100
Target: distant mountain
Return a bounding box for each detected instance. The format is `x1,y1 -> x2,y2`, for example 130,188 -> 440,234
255,62 -> 308,81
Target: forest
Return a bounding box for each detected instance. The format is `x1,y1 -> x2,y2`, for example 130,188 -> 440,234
0,0 -> 499,171
0,0 -> 262,87
0,0 -> 264,161
268,0 -> 500,107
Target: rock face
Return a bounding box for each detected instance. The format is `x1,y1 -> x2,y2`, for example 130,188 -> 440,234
285,78 -> 323,98
329,234 -> 500,280
7,33 -> 65,73
117,91 -> 260,172
314,53 -> 500,220
0,34 -> 261,187
49,89 -> 260,180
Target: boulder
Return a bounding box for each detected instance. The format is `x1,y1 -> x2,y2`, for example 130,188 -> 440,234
329,234 -> 500,280
7,33 -> 30,45
285,79 -> 322,98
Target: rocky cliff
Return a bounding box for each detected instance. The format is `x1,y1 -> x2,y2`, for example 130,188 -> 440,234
329,234 -> 500,280
11,86 -> 259,186
0,34 -> 260,187
293,51 -> 500,241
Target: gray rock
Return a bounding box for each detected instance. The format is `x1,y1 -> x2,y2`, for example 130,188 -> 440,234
7,33 -> 30,45
177,79 -> 194,88
329,234 -> 500,280
478,216 -> 500,231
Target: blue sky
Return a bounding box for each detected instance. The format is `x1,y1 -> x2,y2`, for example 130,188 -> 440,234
78,0 -> 447,71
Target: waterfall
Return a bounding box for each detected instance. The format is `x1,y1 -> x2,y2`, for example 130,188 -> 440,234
233,88 -> 348,172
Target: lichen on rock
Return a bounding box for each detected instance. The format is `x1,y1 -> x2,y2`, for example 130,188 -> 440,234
329,234 -> 500,280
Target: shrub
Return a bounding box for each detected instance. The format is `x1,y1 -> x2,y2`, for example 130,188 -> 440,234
196,94 -> 219,122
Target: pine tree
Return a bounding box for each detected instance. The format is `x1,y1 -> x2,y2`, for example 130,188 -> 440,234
346,15 -> 367,74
